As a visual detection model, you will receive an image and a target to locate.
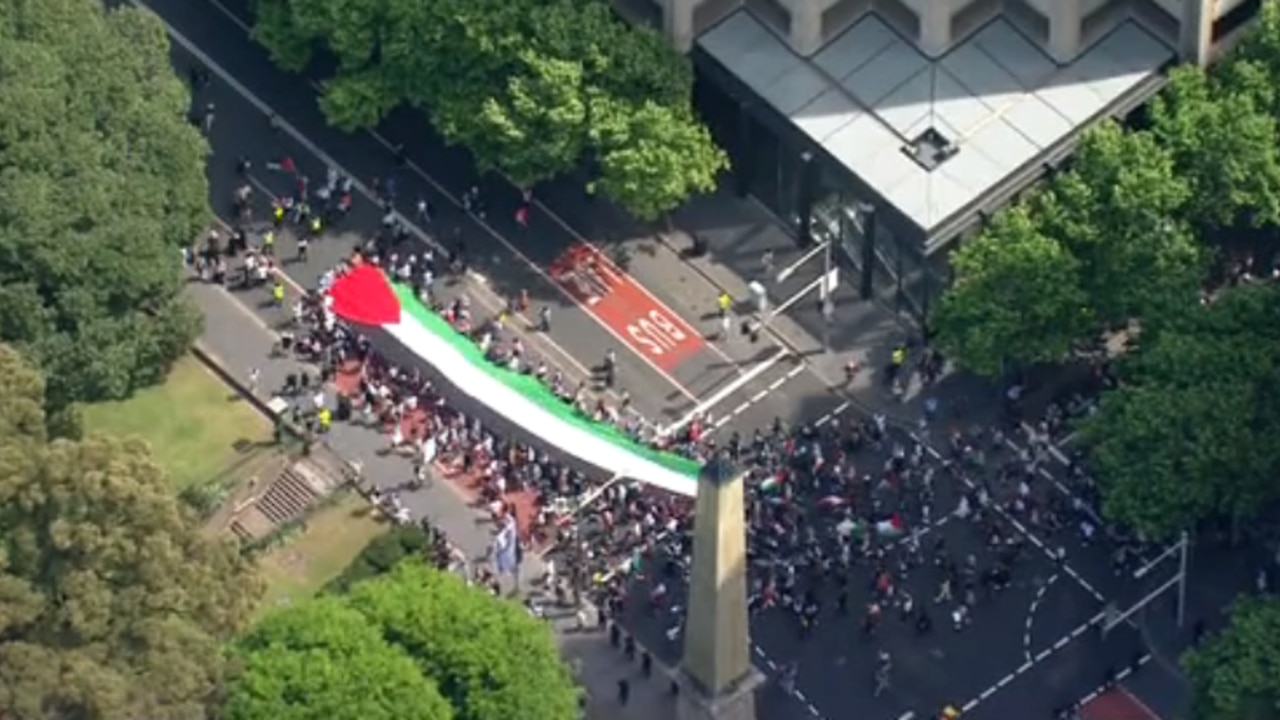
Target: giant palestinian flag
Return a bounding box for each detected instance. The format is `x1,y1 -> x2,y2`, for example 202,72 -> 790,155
327,264 -> 701,497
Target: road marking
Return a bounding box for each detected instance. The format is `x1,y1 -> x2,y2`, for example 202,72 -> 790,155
148,3 -> 702,404
1073,657 -> 1157,720
914,434 -> 1107,603
1001,429 -> 1165,567
664,349 -> 787,435
706,364 -> 806,433
814,401 -> 852,428
1023,573 -> 1059,663
961,610 -> 1108,714
550,243 -> 704,372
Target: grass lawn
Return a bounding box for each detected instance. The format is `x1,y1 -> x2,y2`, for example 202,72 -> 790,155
82,355 -> 271,490
256,494 -> 389,614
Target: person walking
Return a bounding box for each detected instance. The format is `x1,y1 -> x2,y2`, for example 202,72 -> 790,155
873,650 -> 892,697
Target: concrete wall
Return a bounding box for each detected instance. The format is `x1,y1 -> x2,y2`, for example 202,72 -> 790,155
651,0 -> 1237,64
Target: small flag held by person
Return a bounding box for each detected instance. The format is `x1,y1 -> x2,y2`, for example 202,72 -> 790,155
875,513 -> 906,538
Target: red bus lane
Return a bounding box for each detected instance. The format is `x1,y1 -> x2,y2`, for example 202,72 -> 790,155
550,243 -> 703,373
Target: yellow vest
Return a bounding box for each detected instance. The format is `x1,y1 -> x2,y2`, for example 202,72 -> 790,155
892,349 -> 906,365
272,284 -> 284,301
263,231 -> 274,247
310,217 -> 322,233
318,408 -> 331,427
273,206 -> 284,221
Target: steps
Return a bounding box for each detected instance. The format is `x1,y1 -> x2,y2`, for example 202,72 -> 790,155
255,466 -> 322,526
224,457 -> 349,543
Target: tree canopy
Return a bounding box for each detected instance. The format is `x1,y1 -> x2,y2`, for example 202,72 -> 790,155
227,561 -> 580,720
0,0 -> 208,412
929,207 -> 1091,376
1075,283 -> 1280,541
225,597 -> 454,720
0,344 -> 262,720
252,0 -> 728,219
1183,595 -> 1280,720
931,120 -> 1205,375
348,562 -> 580,720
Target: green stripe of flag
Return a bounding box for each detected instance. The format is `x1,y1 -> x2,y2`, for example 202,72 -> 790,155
392,284 -> 701,478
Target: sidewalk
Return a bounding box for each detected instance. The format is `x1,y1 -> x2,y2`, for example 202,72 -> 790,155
188,279 -> 681,720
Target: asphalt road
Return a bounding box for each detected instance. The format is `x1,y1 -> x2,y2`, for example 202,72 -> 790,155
139,0 -> 826,439
141,1 -> 1208,717
562,416 -> 1161,720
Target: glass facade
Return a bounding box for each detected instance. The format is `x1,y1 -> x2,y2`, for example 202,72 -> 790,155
692,62 -> 953,320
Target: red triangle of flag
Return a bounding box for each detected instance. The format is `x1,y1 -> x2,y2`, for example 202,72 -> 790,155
328,264 -> 400,326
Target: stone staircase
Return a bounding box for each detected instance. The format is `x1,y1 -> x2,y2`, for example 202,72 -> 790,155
230,460 -> 346,543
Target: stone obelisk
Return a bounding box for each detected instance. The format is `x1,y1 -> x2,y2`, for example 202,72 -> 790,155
676,454 -> 763,720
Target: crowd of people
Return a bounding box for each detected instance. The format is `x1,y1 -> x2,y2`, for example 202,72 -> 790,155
197,159 -> 1149,719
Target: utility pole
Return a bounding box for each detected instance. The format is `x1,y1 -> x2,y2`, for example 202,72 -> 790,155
1104,531 -> 1192,634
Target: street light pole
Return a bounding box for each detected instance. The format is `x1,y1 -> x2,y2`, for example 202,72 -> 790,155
1110,531 -> 1192,634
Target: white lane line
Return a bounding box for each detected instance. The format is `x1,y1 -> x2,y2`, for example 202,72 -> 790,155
813,400 -> 852,428
1023,573 -> 1058,663
1071,655 -> 1155,716
150,3 -> 701,403
196,0 -> 741,368
1000,431 -> 1165,569
705,363 -> 806,433
961,610 -> 1107,714
914,434 -> 1106,606
664,349 -> 786,435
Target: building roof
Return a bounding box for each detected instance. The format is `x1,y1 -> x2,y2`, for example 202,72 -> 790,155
698,11 -> 1174,240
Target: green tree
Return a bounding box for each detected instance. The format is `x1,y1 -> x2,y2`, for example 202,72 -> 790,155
225,598 -> 453,720
1036,121 -> 1202,325
1151,65 -> 1280,229
349,562 -> 580,720
0,348 -> 262,720
590,99 -> 729,220
0,345 -> 53,444
250,0 -> 724,218
325,524 -> 432,593
0,0 -> 208,410
1076,283 -> 1280,541
1227,0 -> 1280,116
930,206 -> 1092,377
1184,595 -> 1280,720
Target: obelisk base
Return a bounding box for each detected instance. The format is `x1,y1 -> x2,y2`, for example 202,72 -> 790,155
675,665 -> 765,720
